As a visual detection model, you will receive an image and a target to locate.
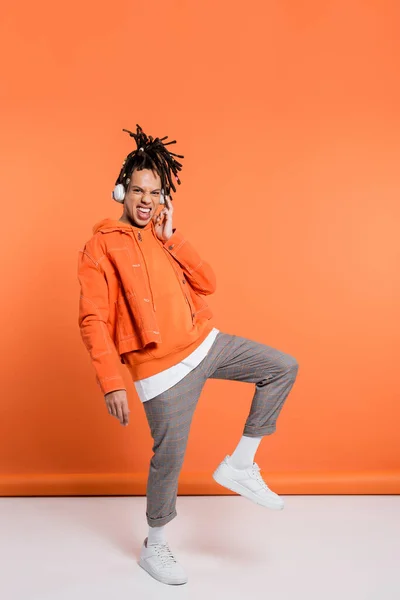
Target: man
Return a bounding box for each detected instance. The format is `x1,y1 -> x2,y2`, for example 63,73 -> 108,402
77,124 -> 299,586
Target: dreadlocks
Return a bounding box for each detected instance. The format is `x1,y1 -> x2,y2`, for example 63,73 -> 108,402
114,124 -> 184,201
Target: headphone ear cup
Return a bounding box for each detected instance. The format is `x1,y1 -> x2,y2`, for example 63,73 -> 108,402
112,184 -> 125,203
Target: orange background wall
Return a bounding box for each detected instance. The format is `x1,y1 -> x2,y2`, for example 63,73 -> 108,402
1,0 -> 399,495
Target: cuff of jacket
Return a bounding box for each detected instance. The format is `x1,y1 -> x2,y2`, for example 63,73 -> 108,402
96,374 -> 126,396
163,229 -> 198,271
163,228 -> 181,250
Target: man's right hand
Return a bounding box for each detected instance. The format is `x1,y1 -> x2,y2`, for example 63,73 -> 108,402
104,389 -> 130,426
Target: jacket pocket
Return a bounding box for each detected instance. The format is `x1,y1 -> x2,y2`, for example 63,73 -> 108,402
115,291 -> 143,350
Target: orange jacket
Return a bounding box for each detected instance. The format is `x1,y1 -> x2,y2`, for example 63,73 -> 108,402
77,218 -> 216,395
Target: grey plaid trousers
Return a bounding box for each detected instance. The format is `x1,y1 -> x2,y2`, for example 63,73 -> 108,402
142,330 -> 299,527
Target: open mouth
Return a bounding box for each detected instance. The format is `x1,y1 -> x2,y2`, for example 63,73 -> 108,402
136,206 -> 151,220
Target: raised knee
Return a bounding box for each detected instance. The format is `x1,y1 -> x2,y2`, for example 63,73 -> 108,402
286,356 -> 299,374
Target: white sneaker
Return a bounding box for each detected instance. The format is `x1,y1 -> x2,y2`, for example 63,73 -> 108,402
212,454 -> 284,510
137,537 -> 188,585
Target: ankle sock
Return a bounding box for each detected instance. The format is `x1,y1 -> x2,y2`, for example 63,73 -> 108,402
147,524 -> 166,546
229,434 -> 263,469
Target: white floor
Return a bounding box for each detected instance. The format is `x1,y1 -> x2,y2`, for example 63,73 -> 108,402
0,495 -> 399,600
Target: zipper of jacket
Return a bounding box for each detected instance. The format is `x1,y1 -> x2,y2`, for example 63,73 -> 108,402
135,230 -> 157,313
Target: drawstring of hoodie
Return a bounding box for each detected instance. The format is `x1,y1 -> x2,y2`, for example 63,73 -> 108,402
128,231 -> 157,313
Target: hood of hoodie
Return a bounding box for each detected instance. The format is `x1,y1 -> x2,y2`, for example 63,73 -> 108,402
93,217 -> 154,235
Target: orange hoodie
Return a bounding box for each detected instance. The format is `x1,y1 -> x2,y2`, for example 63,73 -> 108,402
77,217 -> 216,395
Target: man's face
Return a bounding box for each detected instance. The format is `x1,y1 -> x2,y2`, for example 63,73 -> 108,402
120,168 -> 162,227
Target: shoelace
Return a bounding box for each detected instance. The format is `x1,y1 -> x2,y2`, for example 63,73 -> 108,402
153,542 -> 177,565
250,463 -> 271,491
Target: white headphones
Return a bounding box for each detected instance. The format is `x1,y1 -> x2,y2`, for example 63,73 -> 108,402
112,183 -> 165,204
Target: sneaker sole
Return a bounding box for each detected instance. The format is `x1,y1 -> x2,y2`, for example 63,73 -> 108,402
212,468 -> 284,510
137,558 -> 188,585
